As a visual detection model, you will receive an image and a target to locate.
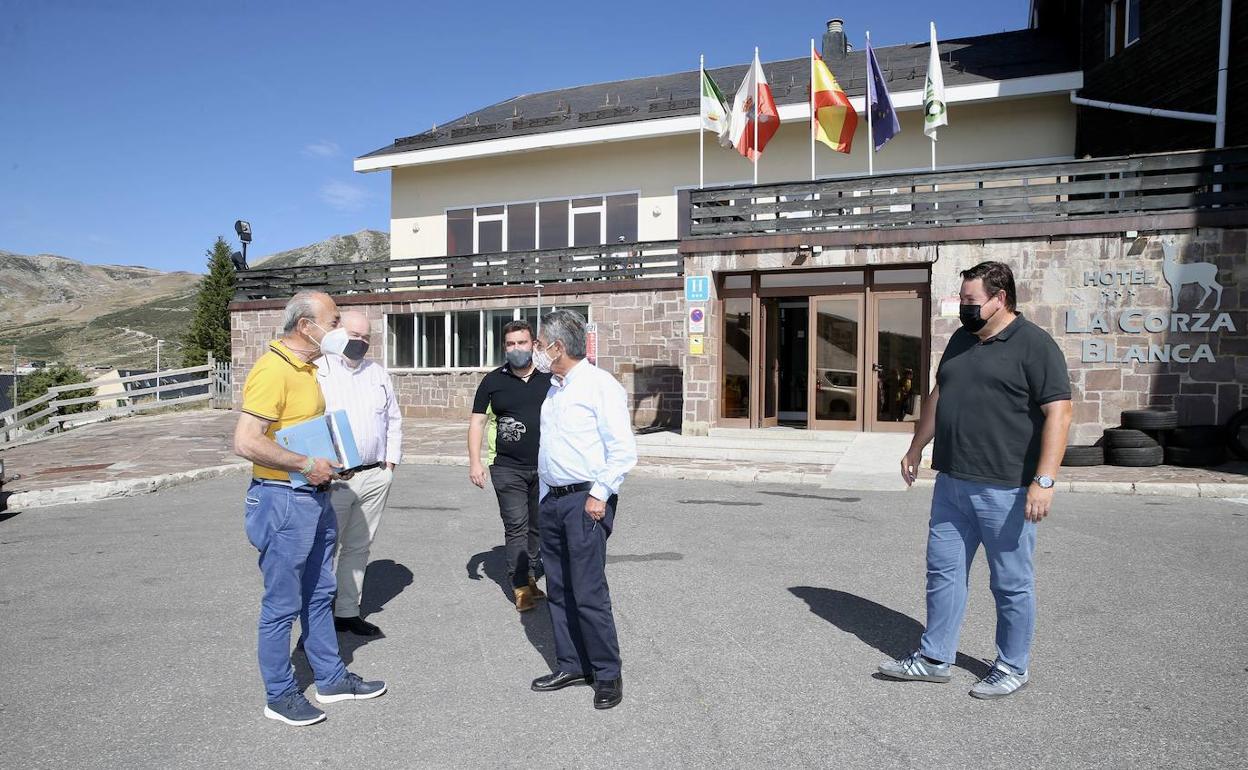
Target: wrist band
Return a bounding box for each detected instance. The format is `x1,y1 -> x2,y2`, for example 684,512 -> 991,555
301,457 -> 316,476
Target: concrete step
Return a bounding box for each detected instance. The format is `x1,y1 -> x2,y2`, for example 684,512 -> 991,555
635,432 -> 852,455
706,426 -> 860,444
636,442 -> 845,465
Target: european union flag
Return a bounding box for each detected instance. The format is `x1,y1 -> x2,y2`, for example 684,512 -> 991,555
866,39 -> 901,151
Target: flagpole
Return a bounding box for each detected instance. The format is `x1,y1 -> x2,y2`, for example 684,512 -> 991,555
810,39 -> 816,181
753,46 -> 759,186
866,31 -> 874,176
699,53 -> 705,190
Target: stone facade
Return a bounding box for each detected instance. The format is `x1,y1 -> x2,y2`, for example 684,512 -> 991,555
682,228 -> 1247,443
229,283 -> 686,431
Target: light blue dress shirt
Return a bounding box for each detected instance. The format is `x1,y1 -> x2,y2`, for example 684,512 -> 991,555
538,358 -> 638,501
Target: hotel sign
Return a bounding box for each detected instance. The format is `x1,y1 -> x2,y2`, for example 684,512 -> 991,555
1064,244 -> 1233,364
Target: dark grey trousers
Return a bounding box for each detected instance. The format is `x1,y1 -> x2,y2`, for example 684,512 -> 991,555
490,464 -> 541,589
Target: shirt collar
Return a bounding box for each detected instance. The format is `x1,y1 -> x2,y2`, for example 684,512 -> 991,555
551,358 -> 589,389
270,340 -> 317,371
984,313 -> 1025,343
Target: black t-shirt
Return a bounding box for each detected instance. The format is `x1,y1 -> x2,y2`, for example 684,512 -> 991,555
932,314 -> 1071,488
472,365 -> 552,469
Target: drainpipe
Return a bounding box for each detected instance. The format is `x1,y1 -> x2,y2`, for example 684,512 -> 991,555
1215,0 -> 1231,148
1068,92 -> 1217,124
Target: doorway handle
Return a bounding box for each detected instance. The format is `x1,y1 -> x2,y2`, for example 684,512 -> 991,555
871,363 -> 886,373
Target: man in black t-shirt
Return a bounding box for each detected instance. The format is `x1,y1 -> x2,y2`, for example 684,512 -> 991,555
468,320 -> 554,612
880,261 -> 1072,700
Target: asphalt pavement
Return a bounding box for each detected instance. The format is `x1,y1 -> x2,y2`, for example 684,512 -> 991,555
1,466 -> 1245,768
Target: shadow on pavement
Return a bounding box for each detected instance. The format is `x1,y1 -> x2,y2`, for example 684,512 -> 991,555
788,586 -> 991,680
467,546 -> 557,671
294,559 -> 414,687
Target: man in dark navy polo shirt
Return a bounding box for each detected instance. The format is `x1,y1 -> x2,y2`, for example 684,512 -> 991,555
468,319 -> 554,612
880,261 -> 1072,700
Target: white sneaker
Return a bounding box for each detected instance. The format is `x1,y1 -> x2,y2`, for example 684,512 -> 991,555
970,661 -> 1029,699
877,651 -> 952,683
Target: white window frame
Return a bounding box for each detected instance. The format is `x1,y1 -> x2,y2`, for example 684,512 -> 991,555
385,306 -> 592,373
443,190 -> 640,255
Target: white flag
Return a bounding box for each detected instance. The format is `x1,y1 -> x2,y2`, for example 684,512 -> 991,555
700,67 -> 732,147
924,21 -> 948,140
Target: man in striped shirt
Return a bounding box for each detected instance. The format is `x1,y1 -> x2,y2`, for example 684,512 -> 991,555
316,310 -> 403,637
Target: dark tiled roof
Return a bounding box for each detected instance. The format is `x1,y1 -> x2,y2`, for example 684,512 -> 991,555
362,28 -> 1077,160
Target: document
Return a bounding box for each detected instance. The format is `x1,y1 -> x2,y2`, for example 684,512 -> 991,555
274,410 -> 362,488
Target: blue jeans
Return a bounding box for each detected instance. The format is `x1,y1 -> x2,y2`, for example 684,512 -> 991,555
244,480 -> 347,702
919,474 -> 1037,674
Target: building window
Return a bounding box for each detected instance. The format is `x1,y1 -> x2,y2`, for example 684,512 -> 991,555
386,305 -> 591,370
446,194 -> 637,256
1106,0 -> 1140,58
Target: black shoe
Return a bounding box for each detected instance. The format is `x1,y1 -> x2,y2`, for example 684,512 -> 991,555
334,616 -> 381,636
593,677 -> 623,710
531,671 -> 593,692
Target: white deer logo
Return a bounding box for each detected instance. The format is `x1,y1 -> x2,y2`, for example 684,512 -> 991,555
1161,241 -> 1223,311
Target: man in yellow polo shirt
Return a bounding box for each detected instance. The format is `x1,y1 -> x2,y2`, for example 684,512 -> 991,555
234,290 -> 387,726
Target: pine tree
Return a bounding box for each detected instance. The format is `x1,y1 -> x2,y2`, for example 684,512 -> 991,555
182,237 -> 237,367
15,365 -> 94,426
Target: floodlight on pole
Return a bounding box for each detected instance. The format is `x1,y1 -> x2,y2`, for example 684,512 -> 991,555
234,220 -> 252,268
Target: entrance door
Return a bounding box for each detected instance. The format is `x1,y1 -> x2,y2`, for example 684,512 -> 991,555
807,295 -> 865,430
867,292 -> 927,432
756,297 -> 780,427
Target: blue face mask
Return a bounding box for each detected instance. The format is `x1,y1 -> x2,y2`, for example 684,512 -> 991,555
505,348 -> 532,369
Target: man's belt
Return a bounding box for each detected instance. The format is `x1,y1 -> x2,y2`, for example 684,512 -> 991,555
354,462 -> 383,472
252,478 -> 331,493
546,482 -> 593,498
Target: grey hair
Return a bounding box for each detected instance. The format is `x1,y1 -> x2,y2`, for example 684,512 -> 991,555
540,309 -> 587,359
282,291 -> 322,334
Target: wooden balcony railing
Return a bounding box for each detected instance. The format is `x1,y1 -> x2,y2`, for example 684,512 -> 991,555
687,146 -> 1248,240
233,240 -> 681,301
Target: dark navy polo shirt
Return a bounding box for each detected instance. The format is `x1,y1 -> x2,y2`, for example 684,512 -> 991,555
472,365 -> 552,469
932,314 -> 1072,488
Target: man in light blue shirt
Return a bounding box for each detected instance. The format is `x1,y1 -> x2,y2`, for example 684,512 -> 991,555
528,310 -> 637,710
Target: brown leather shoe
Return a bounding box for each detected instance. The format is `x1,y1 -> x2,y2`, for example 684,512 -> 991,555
514,585 -> 536,612
527,576 -> 546,600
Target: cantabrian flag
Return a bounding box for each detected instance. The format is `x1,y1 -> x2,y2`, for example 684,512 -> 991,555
700,68 -> 732,147
729,50 -> 780,161
811,48 -> 858,154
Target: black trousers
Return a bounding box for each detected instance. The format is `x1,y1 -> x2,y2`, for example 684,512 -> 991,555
539,489 -> 621,680
490,464 -> 541,589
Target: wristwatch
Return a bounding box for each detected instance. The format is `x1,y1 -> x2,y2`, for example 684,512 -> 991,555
1033,475 -> 1055,489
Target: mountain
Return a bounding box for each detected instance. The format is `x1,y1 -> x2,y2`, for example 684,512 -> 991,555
251,229 -> 390,269
0,229 -> 392,370
0,250 -> 200,370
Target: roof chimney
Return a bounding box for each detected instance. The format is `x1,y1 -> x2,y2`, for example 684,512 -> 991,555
818,18 -> 848,61
822,18 -> 847,61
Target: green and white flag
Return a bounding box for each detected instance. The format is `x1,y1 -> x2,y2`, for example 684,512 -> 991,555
924,21 -> 948,140
701,67 -> 732,146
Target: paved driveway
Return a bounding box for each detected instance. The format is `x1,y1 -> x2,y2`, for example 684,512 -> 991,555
2,468 -> 1245,768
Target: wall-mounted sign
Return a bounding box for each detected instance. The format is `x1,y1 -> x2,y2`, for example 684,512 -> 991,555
685,276 -> 710,302
1064,241 -> 1234,364
689,334 -> 704,355
689,307 -> 706,333
585,322 -> 599,365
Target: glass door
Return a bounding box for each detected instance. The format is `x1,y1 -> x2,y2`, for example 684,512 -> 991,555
867,292 -> 927,433
807,295 -> 864,430
756,297 -> 780,427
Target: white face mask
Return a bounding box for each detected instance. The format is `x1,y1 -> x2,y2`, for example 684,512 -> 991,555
307,322 -> 349,358
532,343 -> 557,373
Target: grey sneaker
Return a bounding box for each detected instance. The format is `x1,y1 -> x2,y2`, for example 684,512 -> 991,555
877,651 -> 952,683
970,661 -> 1029,699
314,671 -> 387,704
263,691 -> 326,726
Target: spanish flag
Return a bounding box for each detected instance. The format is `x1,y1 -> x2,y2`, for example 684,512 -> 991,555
811,48 -> 858,154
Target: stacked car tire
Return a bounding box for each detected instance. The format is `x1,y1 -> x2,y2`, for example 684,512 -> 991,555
1061,408 -> 1245,469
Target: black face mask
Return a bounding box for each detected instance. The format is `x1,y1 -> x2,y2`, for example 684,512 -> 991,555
958,297 -> 1000,334
343,339 -> 369,361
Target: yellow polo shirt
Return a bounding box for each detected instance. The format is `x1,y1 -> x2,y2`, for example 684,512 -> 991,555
241,340 -> 325,480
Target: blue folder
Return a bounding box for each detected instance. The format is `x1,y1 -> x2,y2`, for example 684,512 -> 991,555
274,410 -> 362,488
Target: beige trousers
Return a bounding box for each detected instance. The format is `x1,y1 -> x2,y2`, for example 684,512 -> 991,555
330,465 -> 394,618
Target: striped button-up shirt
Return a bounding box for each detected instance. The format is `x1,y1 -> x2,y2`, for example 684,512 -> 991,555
538,359 -> 638,501
315,355 -> 403,466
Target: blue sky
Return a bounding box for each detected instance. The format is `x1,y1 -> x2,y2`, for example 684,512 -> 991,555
0,1 -> 1029,273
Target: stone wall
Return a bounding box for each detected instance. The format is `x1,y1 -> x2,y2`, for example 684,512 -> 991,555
682,227 -> 1247,442
229,285 -> 686,430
